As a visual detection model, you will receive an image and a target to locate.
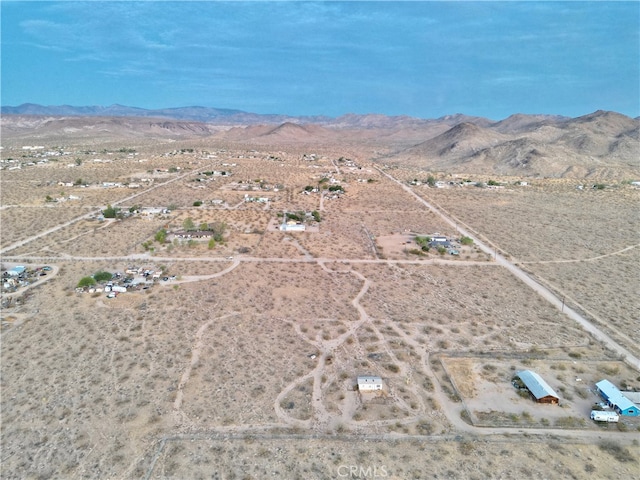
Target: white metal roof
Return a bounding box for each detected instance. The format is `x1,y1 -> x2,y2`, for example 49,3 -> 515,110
516,370 -> 559,400
357,375 -> 382,384
596,379 -> 638,412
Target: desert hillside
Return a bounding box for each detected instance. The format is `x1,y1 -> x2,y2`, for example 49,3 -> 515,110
2,108 -> 638,178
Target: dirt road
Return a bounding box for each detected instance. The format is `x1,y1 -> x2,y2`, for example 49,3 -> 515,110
0,168 -> 199,255
376,166 -> 640,372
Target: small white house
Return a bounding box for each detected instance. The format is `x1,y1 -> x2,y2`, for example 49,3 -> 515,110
280,221 -> 305,232
357,375 -> 383,391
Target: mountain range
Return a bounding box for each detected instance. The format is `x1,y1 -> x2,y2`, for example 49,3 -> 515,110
2,104 -> 638,179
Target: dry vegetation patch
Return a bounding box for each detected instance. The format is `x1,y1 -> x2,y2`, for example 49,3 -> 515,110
422,184 -> 639,262
354,263 -> 588,352
527,249 -> 640,356
142,436 -> 640,479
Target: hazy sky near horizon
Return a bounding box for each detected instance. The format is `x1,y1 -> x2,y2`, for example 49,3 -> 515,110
2,1 -> 639,119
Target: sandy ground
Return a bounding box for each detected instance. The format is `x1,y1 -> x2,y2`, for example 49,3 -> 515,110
1,141 -> 639,479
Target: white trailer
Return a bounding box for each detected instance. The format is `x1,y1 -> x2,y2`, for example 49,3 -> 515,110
112,286 -> 127,293
590,410 -> 619,423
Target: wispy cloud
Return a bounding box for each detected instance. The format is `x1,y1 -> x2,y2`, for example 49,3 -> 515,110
3,1 -> 638,117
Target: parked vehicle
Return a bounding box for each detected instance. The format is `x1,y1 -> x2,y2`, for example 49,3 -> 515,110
590,410 -> 619,422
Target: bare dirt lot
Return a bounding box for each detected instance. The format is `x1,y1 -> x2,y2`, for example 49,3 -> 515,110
2,139 -> 638,479
418,182 -> 640,358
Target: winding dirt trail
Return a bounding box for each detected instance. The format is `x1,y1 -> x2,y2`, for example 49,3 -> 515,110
517,243 -> 639,264
173,311 -> 240,427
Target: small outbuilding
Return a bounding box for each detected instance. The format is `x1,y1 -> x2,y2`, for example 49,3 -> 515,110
515,370 -> 560,404
596,379 -> 640,416
357,375 -> 383,391
280,221 -> 305,232
6,266 -> 26,277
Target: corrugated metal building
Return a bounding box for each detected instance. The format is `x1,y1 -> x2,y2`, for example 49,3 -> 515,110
596,379 -> 640,416
515,370 -> 560,404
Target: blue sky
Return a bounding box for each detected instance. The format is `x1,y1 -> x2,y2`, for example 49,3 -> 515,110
2,1 -> 639,119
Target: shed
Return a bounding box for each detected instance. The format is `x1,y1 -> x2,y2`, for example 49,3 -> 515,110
357,375 -> 383,391
596,379 -> 640,416
515,370 -> 560,404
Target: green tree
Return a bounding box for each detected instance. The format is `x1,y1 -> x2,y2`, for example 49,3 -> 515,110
182,217 -> 195,231
93,271 -> 112,282
208,238 -> 216,249
210,222 -> 226,242
155,229 -> 167,243
312,210 -> 321,222
427,175 -> 436,187
102,204 -> 120,218
415,236 -> 430,251
193,200 -> 203,207
199,222 -> 210,231
77,276 -> 96,288
460,236 -> 474,245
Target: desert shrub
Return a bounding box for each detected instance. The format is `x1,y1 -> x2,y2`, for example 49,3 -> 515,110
385,363 -> 400,373
598,364 -> 620,376
555,416 -> 585,428
599,440 -> 636,463
458,440 -> 476,455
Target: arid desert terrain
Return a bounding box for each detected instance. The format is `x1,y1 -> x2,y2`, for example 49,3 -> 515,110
1,112 -> 639,479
